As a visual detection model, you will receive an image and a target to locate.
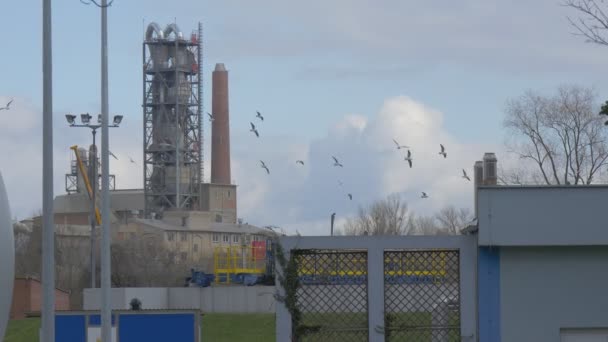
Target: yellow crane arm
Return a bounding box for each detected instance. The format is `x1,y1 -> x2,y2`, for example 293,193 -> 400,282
70,145 -> 101,225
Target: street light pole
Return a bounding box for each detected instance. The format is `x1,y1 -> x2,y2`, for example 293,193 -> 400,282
89,129 -> 97,289
66,114 -> 122,291
42,0 -> 55,341
100,0 -> 112,340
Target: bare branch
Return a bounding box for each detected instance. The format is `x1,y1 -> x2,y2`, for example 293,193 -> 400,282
80,0 -> 114,8
564,0 -> 608,46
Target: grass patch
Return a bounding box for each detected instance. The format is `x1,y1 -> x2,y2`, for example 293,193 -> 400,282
5,314 -> 276,342
201,313 -> 275,342
4,318 -> 40,342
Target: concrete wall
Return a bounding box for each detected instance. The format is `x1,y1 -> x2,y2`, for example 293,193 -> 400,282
83,288 -> 127,311
84,286 -> 276,314
478,186 -> 608,246
500,246 -> 608,342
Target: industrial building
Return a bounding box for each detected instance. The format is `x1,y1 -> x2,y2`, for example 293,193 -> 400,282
48,21 -> 268,277
465,154 -> 608,341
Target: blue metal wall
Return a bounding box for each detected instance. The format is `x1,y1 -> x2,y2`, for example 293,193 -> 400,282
478,246 -> 500,342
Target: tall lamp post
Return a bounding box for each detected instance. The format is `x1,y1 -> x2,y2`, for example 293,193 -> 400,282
65,113 -> 122,289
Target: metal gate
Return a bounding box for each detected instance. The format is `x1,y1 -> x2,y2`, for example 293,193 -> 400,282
276,236 -> 476,342
384,250 -> 460,341
295,250 -> 369,341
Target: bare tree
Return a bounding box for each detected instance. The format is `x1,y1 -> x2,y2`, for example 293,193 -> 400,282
409,214 -> 440,235
504,85 -> 608,185
111,234 -> 181,287
341,194 -> 413,236
434,206 -> 472,235
565,0 -> 608,46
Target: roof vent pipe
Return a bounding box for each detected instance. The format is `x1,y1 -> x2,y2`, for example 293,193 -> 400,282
483,153 -> 497,185
473,161 -> 483,218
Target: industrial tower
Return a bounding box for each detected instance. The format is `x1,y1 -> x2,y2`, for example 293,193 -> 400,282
143,22 -> 203,217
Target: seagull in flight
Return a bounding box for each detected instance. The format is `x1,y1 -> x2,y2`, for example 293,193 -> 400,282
393,139 -> 408,150
421,192 -> 429,199
129,156 -> 137,165
250,122 -> 259,138
0,99 -> 13,111
338,180 -> 344,186
109,150 -> 118,160
439,144 -> 447,158
207,112 -> 214,122
462,169 -> 471,181
404,150 -> 413,168
256,111 -> 264,121
332,156 -> 343,167
296,160 -> 305,165
347,194 -> 353,200
260,160 -> 270,174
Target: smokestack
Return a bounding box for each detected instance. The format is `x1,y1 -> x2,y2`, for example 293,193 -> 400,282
473,161 -> 483,218
211,63 -> 231,184
483,153 -> 497,185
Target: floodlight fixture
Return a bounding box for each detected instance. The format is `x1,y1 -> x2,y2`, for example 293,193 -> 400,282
65,114 -> 76,125
81,113 -> 92,125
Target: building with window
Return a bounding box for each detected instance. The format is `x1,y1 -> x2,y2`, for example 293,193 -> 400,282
132,218 -> 271,272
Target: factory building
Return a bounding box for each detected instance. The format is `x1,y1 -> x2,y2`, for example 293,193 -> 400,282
49,21 -> 261,271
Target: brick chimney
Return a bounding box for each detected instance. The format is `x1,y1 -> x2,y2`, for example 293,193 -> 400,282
211,63 -> 231,185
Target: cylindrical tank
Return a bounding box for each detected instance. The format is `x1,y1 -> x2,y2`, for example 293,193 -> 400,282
0,171 -> 15,340
211,63 -> 231,185
483,153 -> 498,185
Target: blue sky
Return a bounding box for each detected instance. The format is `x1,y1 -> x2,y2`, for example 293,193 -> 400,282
1,0 -> 608,233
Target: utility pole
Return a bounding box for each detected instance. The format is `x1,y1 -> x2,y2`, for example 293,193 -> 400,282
42,0 -> 55,341
100,0 -> 112,340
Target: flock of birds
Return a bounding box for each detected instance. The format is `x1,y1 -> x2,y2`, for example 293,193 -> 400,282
0,95 -> 473,206
212,108 -> 475,203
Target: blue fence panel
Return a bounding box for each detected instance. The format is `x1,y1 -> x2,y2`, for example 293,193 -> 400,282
118,313 -> 196,342
55,315 -> 86,342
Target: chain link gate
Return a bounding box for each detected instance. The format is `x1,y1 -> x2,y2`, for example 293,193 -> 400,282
295,250 -> 369,341
384,250 -> 461,341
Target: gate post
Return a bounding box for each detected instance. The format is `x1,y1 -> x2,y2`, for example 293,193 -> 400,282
368,245 -> 385,342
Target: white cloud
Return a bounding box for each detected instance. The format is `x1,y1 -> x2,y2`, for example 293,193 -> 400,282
231,95 -> 501,234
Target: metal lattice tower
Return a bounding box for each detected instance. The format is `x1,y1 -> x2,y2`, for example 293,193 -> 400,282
143,22 -> 202,217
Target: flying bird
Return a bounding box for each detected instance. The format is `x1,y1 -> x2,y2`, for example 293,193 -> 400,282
421,192 -> 429,199
296,160 -> 305,165
332,156 -> 343,167
338,180 -> 344,186
439,144 -> 447,158
347,193 -> 353,200
207,112 -> 214,122
392,139 -> 408,150
462,169 -> 471,181
404,150 -> 413,168
129,156 -> 136,165
0,98 -> 13,111
250,122 -> 259,138
260,160 -> 270,174
109,150 -> 118,160
256,111 -> 264,121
